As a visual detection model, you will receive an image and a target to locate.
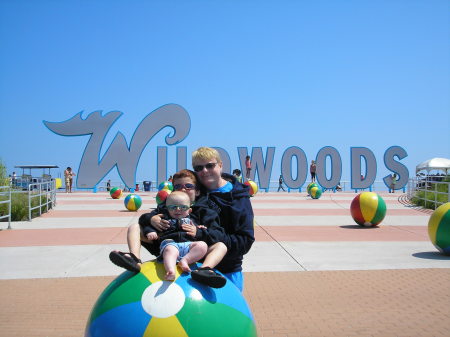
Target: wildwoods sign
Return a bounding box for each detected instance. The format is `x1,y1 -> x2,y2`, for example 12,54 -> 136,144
44,104 -> 409,191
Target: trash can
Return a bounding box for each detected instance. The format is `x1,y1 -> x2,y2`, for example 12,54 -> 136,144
143,181 -> 151,191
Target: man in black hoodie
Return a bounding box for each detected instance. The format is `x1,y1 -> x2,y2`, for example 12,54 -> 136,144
149,147 -> 255,291
189,147 -> 255,291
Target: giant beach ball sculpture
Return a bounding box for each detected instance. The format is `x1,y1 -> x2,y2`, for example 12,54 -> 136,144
85,261 -> 257,337
124,194 -> 142,211
110,187 -> 123,199
158,181 -> 173,192
428,202 -> 450,255
307,182 -> 318,195
244,180 -> 258,196
350,192 -> 386,227
310,186 -> 322,199
156,189 -> 171,205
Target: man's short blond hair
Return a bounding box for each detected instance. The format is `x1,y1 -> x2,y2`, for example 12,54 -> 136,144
192,147 -> 222,166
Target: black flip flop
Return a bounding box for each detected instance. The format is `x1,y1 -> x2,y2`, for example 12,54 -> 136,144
191,267 -> 227,288
109,251 -> 142,273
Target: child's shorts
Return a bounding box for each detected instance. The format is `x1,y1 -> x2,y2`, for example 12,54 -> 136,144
158,239 -> 191,262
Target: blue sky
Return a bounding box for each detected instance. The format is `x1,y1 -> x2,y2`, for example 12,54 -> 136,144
1,0 -> 449,187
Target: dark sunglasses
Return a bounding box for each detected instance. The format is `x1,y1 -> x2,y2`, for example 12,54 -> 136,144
166,205 -> 190,211
173,183 -> 196,191
193,162 -> 218,172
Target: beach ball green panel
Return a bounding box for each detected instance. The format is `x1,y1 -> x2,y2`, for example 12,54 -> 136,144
85,261 -> 257,337
310,186 -> 322,199
428,202 -> 450,255
307,182 -> 318,194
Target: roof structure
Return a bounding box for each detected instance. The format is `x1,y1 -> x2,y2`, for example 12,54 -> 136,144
415,157 -> 450,174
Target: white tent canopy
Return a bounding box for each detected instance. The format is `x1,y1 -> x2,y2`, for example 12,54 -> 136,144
416,157 -> 450,174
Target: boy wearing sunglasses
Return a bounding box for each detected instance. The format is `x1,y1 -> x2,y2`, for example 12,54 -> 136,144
151,147 -> 255,291
147,191 -> 208,281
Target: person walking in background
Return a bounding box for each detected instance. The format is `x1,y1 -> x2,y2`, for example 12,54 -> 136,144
106,180 -> 111,192
233,169 -> 242,183
245,155 -> 252,180
64,167 -> 76,193
390,173 -> 397,193
277,175 -> 286,192
310,160 -> 316,182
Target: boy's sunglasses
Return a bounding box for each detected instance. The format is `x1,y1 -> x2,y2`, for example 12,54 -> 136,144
167,205 -> 190,211
193,162 -> 217,172
173,183 -> 196,191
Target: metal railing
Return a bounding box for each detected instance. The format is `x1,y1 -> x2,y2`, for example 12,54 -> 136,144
407,176 -> 450,209
0,185 -> 12,229
28,180 -> 57,221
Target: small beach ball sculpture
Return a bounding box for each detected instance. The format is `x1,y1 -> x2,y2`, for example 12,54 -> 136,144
158,181 -> 173,192
85,261 -> 257,337
110,187 -> 123,199
310,186 -> 322,199
307,182 -> 318,195
124,194 -> 143,211
350,192 -> 386,227
244,180 -> 258,196
428,202 -> 450,255
156,189 -> 171,205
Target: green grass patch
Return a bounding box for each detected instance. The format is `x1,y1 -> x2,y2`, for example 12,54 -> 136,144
0,191 -> 53,221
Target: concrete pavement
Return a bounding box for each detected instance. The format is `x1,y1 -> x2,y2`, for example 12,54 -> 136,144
0,190 -> 449,336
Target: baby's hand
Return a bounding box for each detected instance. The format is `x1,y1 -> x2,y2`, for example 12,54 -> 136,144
197,225 -> 207,229
146,232 -> 158,241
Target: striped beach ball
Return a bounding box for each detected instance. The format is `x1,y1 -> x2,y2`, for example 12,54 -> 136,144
124,194 -> 142,211
85,261 -> 257,337
307,182 -> 318,195
244,180 -> 258,196
310,186 -> 322,199
350,192 -> 386,227
156,189 -> 171,205
110,187 -> 123,199
158,181 -> 173,192
428,202 -> 450,255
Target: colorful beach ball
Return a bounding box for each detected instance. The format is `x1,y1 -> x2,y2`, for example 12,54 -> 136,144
85,261 -> 257,337
307,182 -> 318,195
110,187 -> 123,199
244,180 -> 258,196
156,189 -> 171,205
350,192 -> 387,227
158,181 -> 173,192
124,194 -> 142,211
310,186 -> 322,199
428,202 -> 450,255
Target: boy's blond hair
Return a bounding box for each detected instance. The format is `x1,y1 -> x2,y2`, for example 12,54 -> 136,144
192,147 -> 222,166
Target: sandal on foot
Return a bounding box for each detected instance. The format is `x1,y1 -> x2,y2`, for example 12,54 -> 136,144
109,251 -> 142,273
191,267 -> 226,288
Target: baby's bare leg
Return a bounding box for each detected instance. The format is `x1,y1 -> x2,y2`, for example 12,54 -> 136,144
163,245 -> 179,281
179,241 -> 208,273
199,242 -> 227,269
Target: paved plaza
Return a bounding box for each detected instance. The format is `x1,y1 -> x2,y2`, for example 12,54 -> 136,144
0,190 -> 449,336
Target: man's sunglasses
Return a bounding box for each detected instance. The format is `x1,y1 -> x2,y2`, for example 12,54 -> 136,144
166,205 -> 190,211
193,162 -> 218,172
173,183 -> 196,191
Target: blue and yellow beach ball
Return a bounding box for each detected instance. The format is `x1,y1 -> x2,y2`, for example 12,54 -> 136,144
428,202 -> 450,255
350,192 -> 386,227
85,261 -> 257,337
310,186 -> 322,199
124,194 -> 142,211
158,181 -> 173,192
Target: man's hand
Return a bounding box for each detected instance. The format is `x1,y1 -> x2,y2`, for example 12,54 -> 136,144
151,214 -> 170,231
